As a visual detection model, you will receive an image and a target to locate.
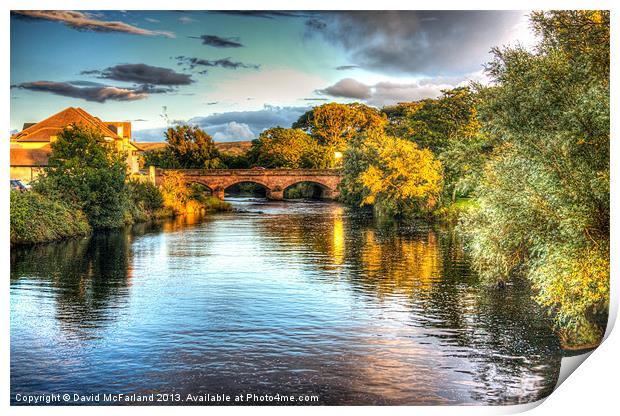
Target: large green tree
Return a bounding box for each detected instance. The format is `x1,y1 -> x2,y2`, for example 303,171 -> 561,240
464,10 -> 609,348
293,102 -> 387,151
247,127 -> 332,168
144,125 -> 224,169
340,129 -> 442,219
35,124 -> 128,228
383,87 -> 488,202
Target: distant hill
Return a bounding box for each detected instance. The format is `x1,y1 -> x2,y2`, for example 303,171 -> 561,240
214,141 -> 252,156
135,141 -> 252,156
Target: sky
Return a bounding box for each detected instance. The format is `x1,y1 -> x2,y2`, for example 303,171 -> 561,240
10,10 -> 536,141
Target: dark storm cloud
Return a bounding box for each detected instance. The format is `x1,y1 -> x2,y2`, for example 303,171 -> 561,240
189,35 -> 243,48
316,78 -> 371,100
315,74 -> 488,107
11,81 -> 147,103
11,10 -> 174,38
82,64 -> 193,86
335,65 -> 360,71
305,11 -> 525,75
175,56 -> 260,72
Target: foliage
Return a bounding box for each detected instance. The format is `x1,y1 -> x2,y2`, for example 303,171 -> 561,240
220,153 -> 251,169
246,127 -> 333,168
463,10 -> 609,348
10,190 -> 91,245
160,172 -> 231,214
123,180 -> 169,222
34,124 -> 128,228
340,129 -> 442,219
144,125 -> 225,169
383,87 -> 488,202
143,147 -> 179,169
293,103 -> 387,151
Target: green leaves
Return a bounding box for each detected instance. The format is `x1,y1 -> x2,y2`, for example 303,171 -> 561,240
144,125 -> 224,169
463,11 -> 609,348
36,124 -> 128,228
247,127 -> 333,169
340,130 -> 442,218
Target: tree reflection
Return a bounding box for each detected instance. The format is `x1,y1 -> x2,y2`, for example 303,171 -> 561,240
11,230 -> 133,339
253,203 -> 561,403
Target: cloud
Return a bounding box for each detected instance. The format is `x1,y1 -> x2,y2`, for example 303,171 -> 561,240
305,11 -> 526,75
205,69 -> 327,107
302,98 -> 328,101
212,121 -> 255,141
12,10 -> 174,38
316,78 -> 371,99
178,16 -> 196,24
11,81 -> 147,103
335,65 -> 359,70
175,56 -> 260,72
83,64 -> 193,86
190,35 -> 243,48
316,72 -> 487,106
133,105 -> 310,141
145,17 -> 160,23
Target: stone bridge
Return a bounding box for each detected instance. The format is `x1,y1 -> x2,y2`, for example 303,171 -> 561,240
153,168 -> 343,201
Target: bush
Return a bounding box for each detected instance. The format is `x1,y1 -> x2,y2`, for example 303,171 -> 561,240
10,190 -> 91,245
34,124 -> 128,228
160,173 -> 232,214
340,129 -> 443,219
124,180 -> 166,222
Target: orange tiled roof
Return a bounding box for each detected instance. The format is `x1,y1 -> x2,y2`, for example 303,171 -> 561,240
11,107 -> 120,142
10,144 -> 52,167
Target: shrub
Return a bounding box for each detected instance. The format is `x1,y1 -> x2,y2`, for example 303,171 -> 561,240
10,190 -> 91,245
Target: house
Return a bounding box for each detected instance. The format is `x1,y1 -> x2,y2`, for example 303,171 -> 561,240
10,107 -> 141,182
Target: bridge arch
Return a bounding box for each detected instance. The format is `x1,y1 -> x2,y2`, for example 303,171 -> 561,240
283,180 -> 334,200
223,180 -> 270,199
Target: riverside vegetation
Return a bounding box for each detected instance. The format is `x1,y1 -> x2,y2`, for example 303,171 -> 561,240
11,11 -> 608,349
10,124 -> 231,245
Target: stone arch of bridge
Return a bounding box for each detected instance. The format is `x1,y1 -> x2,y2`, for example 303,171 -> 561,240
283,180 -> 333,200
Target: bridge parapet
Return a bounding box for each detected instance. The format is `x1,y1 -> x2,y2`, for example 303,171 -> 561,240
155,168 -> 342,177
153,168 -> 343,201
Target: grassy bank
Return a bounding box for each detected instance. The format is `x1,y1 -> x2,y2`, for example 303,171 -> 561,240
433,197 -> 479,222
11,180 -> 231,246
10,190 -> 91,245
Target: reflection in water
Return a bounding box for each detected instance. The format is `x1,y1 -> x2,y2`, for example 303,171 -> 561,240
11,199 -> 561,405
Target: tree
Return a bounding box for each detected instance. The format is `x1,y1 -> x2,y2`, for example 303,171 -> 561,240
463,11 -> 609,348
144,125 -> 224,169
34,124 -> 128,228
293,103 -> 387,151
383,87 -> 487,202
247,127 -> 332,168
340,129 -> 442,219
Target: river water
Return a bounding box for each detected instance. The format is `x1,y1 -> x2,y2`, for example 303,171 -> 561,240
10,198 -> 562,405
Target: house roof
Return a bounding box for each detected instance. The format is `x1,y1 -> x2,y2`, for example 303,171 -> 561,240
11,107 -> 121,142
10,144 -> 52,167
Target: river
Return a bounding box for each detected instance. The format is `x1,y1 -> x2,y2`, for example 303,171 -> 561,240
10,198 -> 562,405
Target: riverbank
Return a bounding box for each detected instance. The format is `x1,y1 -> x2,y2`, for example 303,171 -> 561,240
10,189 -> 232,246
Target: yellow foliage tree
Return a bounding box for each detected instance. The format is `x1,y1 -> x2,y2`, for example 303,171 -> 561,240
340,129 -> 443,218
